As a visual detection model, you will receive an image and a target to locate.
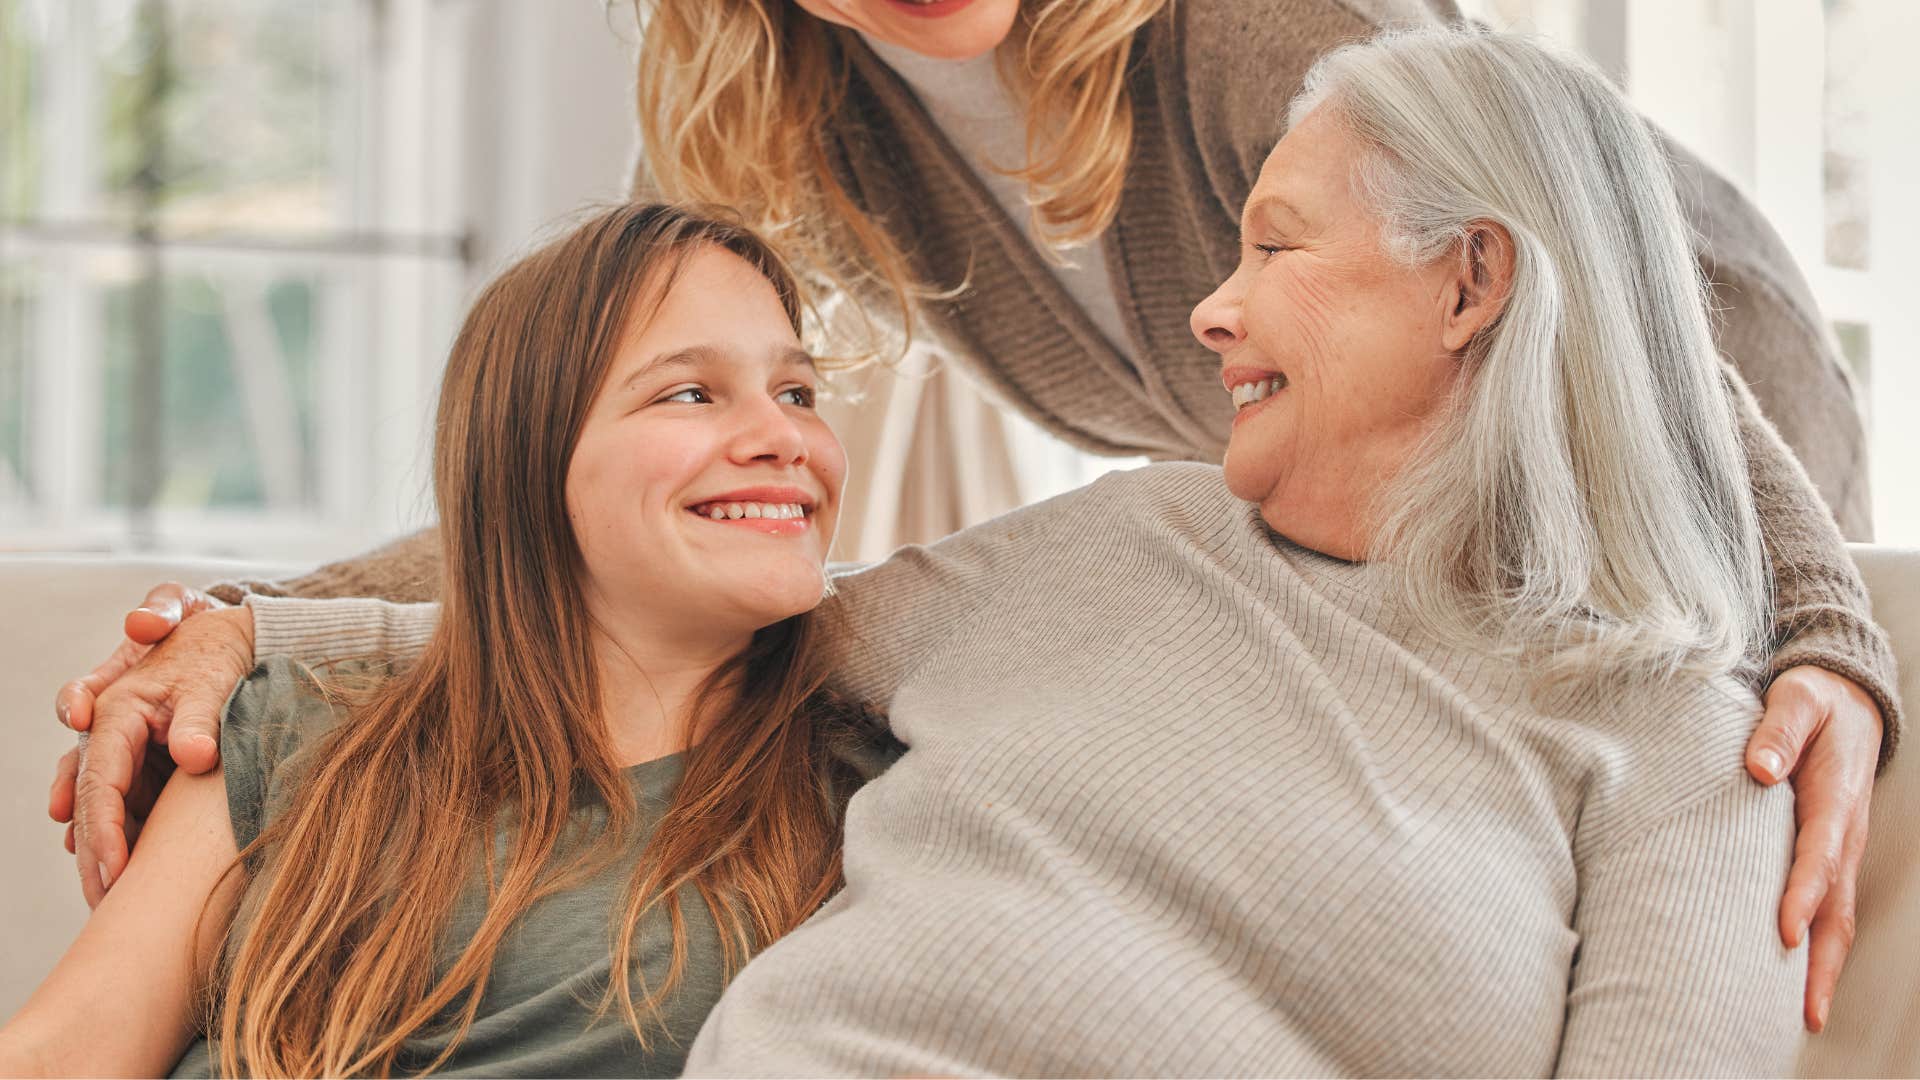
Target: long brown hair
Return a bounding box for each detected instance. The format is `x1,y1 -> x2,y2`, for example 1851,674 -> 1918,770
206,204 -> 863,1076
631,0 -> 1170,359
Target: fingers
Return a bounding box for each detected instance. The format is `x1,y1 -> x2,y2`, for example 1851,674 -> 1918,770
1803,792 -> 1871,1031
123,581 -> 214,644
1779,802 -> 1846,950
166,685 -> 229,774
1748,673 -> 1827,785
56,637 -> 147,733
48,745 -> 79,824
74,723 -> 140,906
1802,876 -> 1860,1032
64,822 -> 76,855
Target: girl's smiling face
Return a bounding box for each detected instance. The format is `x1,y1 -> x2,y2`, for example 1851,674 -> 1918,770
566,245 -> 846,645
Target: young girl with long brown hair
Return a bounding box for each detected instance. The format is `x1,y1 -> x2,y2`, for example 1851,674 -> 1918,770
0,202 -> 884,1077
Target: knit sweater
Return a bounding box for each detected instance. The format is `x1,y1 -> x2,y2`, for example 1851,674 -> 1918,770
244,464 -> 1806,1077
209,0 -> 1901,753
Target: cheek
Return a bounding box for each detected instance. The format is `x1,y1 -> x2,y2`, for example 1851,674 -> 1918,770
806,421 -> 850,538
1242,260 -> 1349,387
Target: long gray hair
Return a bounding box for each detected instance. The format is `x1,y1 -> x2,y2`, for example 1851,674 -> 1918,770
1293,26 -> 1770,686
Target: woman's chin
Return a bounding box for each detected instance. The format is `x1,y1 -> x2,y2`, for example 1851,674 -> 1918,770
1221,452 -> 1279,507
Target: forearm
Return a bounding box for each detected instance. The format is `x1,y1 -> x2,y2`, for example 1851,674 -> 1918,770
206,525 -> 444,606
1729,365 -> 1902,764
246,595 -> 440,667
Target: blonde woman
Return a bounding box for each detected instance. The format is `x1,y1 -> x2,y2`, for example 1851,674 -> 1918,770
55,0 -> 1897,1032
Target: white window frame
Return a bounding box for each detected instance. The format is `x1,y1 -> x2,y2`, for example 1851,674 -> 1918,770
1,0 -> 471,560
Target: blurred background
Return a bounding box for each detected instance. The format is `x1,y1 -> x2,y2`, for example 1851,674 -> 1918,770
0,0 -> 1914,568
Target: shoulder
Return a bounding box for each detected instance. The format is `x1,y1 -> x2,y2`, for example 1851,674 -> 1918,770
1158,0 -> 1452,212
224,656 -> 366,759
222,656 -> 381,851
1172,0 -> 1444,49
1568,672 -> 1772,863
1086,460 -> 1232,507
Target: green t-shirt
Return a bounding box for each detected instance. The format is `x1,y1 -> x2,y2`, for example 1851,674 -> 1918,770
171,655 -> 852,1078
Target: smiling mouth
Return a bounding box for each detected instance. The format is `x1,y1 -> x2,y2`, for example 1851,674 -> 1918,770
1229,374 -> 1288,410
688,500 -> 809,522
685,499 -> 814,536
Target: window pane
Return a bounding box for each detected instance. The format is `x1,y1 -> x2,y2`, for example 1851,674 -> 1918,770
98,262 -> 322,512
0,265 -> 34,512
0,2 -> 47,218
93,0 -> 347,233
1833,320 -> 1871,436
1823,0 -> 1870,270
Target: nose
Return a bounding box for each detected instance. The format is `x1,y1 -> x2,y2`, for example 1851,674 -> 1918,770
1190,273 -> 1246,355
725,394 -> 809,467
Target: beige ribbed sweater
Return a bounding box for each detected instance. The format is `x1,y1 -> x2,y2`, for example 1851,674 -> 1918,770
245,464 -> 1805,1077
212,0 -> 1902,754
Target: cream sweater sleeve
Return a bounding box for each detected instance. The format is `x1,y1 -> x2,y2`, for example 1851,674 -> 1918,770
1556,778 -> 1805,1077
244,595 -> 439,667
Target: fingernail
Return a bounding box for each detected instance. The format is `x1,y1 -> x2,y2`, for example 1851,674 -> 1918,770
1817,998 -> 1830,1030
98,861 -> 114,890
57,700 -> 70,728
1756,749 -> 1783,780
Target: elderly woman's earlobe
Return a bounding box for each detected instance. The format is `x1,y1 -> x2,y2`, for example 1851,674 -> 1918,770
1440,222 -> 1516,353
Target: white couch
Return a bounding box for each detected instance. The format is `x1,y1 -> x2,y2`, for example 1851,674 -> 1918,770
2,551 -> 1916,1074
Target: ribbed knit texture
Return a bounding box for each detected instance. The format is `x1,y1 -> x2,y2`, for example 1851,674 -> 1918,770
250,465 -> 1807,1077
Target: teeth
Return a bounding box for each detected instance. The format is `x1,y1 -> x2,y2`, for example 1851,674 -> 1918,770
1230,376 -> 1287,410
693,501 -> 808,521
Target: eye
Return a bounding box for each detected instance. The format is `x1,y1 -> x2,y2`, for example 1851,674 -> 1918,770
776,385 -> 816,408
1253,242 -> 1292,259
661,386 -> 711,404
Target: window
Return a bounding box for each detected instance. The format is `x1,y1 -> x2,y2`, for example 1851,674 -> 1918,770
0,0 -> 471,559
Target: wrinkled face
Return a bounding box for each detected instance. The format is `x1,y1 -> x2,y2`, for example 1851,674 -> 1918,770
566,246 -> 846,644
1190,105 -> 1467,557
791,0 -> 1021,60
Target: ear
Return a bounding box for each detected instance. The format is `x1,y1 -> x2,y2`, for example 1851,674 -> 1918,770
1440,222 -> 1515,354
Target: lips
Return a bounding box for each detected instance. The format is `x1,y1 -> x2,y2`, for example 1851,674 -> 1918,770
1221,365 -> 1289,427
883,0 -> 981,17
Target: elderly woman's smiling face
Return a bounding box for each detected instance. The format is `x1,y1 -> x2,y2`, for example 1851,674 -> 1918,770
1191,105 -> 1505,560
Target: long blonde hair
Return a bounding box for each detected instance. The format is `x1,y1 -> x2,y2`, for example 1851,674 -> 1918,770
1295,27 -> 1770,686
206,204 -> 868,1076
631,0 -> 1168,359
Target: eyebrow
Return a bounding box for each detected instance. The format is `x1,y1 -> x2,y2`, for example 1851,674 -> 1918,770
1244,193 -> 1309,233
619,344 -> 816,392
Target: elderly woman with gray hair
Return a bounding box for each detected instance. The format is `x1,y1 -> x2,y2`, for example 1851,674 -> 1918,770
70,25 -> 1808,1076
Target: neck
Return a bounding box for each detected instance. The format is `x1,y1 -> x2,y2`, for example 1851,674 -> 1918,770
588,612 -> 752,767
